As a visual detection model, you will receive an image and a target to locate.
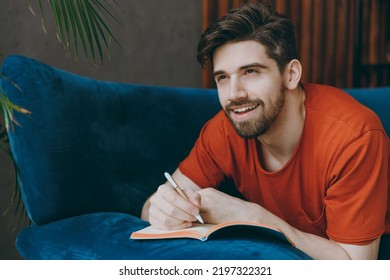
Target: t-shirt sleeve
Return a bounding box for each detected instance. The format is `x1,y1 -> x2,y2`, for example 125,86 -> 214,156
325,129 -> 389,245
178,112 -> 229,188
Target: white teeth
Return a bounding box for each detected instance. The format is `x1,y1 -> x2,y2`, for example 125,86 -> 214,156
233,105 -> 257,113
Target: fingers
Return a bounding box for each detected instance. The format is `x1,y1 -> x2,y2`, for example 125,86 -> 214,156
148,184 -> 200,230
148,208 -> 192,230
185,188 -> 202,209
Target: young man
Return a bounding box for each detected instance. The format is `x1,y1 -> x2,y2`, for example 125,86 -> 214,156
141,3 -> 389,259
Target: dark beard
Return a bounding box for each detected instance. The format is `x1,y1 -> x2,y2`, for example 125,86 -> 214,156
225,86 -> 286,139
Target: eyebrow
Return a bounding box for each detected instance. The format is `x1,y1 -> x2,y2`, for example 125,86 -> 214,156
213,63 -> 269,77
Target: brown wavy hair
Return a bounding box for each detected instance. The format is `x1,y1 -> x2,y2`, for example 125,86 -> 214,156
197,2 -> 299,74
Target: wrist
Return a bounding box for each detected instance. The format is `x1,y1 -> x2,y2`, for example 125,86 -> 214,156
243,201 -> 265,223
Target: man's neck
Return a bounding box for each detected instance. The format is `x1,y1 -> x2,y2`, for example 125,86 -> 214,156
257,87 -> 306,172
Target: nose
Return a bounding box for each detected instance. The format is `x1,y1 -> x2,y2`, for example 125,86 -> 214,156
228,76 -> 247,101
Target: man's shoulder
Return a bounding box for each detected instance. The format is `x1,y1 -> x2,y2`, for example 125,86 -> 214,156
303,83 -> 384,134
304,83 -> 364,109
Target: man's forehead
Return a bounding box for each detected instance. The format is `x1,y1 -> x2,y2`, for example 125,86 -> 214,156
212,40 -> 274,72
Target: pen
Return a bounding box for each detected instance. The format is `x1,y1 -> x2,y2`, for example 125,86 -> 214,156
164,172 -> 204,224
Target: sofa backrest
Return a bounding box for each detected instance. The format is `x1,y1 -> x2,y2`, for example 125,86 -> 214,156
1,55 -> 221,225
1,55 -> 389,225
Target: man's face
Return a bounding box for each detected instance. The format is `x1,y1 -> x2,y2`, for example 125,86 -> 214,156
213,40 -> 286,139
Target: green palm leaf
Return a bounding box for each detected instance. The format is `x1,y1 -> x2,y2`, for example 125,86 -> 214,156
0,78 -> 31,226
32,0 -> 122,64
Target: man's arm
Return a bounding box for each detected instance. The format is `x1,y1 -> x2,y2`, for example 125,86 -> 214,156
262,207 -> 380,259
241,197 -> 379,259
141,168 -> 381,259
196,185 -> 381,260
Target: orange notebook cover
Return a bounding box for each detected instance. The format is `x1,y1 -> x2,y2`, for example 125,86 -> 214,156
130,221 -> 294,245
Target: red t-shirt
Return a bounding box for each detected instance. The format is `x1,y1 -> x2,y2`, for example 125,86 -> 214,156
179,84 -> 390,245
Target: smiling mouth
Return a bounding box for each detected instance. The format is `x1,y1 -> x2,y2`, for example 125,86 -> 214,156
231,104 -> 259,114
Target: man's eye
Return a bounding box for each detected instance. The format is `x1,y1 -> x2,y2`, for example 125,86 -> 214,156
245,69 -> 256,75
217,75 -> 227,81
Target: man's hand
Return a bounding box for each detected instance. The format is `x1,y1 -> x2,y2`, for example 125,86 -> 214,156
143,181 -> 202,230
197,187 -> 260,224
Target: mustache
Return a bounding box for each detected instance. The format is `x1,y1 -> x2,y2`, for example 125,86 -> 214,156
226,98 -> 265,110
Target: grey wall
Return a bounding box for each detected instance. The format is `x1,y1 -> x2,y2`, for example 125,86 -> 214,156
0,0 -> 202,259
0,0 -> 202,86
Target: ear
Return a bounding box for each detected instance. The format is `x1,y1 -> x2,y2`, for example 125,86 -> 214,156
283,59 -> 302,90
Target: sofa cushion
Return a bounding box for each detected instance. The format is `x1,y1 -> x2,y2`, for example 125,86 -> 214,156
15,212 -> 312,259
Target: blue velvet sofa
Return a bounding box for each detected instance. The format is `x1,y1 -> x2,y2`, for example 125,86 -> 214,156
1,55 -> 389,260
